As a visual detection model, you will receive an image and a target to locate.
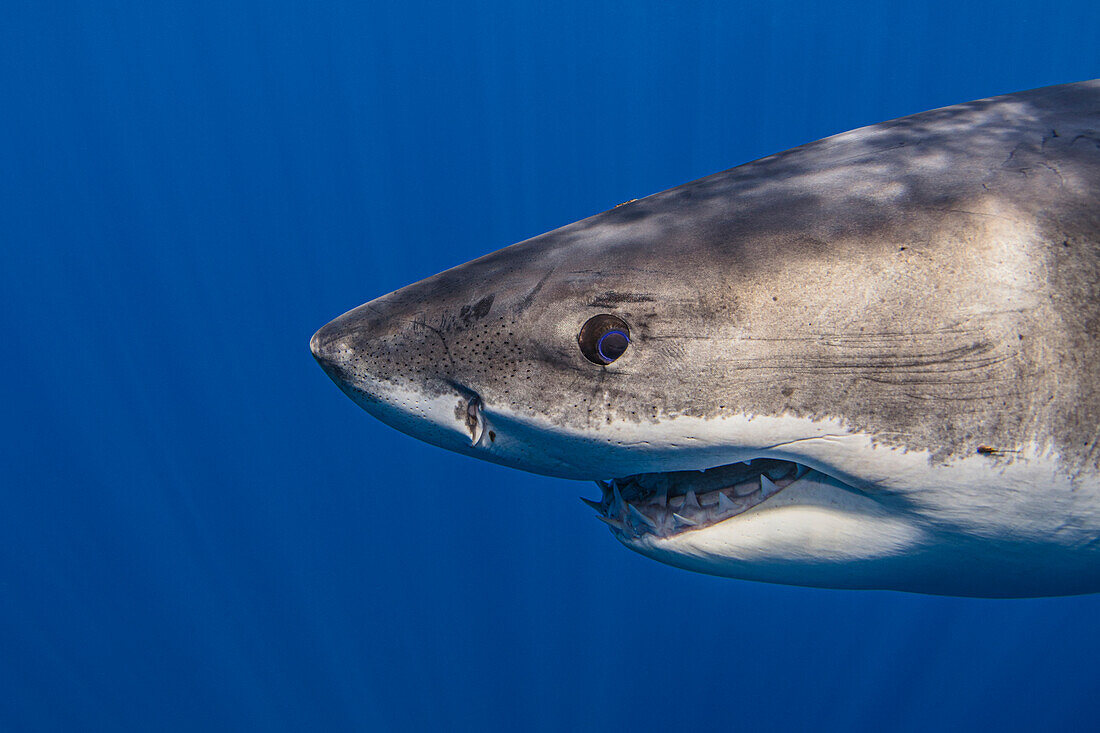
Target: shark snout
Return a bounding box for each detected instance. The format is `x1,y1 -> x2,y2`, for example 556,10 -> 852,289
310,319 -> 353,385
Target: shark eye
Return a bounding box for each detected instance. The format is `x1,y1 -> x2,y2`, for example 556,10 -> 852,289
578,314 -> 631,365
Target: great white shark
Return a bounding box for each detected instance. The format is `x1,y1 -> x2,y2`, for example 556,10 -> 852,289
311,80 -> 1100,597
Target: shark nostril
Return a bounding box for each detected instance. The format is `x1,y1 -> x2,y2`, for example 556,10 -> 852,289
466,397 -> 485,445
447,382 -> 488,446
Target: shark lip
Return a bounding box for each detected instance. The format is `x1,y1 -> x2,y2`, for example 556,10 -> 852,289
583,458 -> 809,539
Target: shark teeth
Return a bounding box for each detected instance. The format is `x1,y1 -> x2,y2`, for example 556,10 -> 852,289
716,491 -> 738,513
672,512 -> 697,528
611,484 -> 625,515
627,504 -> 658,530
580,496 -> 603,512
582,459 -> 811,540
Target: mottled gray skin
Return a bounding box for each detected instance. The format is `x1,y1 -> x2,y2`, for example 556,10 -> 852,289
313,81 -> 1100,596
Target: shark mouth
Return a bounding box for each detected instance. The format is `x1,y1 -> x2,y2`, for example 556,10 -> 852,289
582,458 -> 809,539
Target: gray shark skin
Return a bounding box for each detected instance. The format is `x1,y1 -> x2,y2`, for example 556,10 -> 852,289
312,80 -> 1100,597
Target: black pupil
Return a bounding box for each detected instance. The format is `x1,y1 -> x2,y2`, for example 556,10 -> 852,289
597,330 -> 629,363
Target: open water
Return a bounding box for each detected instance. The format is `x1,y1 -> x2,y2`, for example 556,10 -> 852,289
3,1 -> 1099,730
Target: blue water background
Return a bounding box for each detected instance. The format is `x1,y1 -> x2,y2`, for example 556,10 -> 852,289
3,2 -> 1099,730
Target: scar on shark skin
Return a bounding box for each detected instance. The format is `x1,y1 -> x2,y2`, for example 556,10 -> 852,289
977,445 -> 1023,456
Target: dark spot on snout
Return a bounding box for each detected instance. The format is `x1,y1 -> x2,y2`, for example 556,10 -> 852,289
459,295 -> 495,325
781,386 -> 794,397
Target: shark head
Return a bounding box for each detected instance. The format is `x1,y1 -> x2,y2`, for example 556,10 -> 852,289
312,80 -> 1100,597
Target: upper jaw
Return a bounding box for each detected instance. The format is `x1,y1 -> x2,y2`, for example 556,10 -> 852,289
465,405 -> 877,482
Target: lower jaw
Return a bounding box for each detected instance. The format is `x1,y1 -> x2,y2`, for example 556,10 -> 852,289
583,458 -> 809,539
